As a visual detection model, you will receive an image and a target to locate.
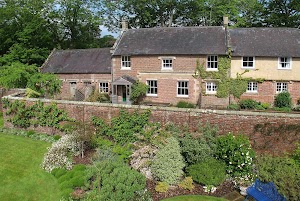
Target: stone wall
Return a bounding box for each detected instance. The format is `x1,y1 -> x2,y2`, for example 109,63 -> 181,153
2,95 -> 300,155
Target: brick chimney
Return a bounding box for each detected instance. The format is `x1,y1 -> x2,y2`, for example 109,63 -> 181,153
121,17 -> 128,32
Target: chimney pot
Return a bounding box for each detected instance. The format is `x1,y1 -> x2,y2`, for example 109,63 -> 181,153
121,17 -> 128,32
223,16 -> 229,27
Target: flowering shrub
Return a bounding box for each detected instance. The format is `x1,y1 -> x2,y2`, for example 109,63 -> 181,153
216,133 -> 255,178
130,144 -> 158,179
42,134 -> 81,172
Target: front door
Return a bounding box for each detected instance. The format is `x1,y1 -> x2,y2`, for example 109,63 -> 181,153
122,86 -> 126,102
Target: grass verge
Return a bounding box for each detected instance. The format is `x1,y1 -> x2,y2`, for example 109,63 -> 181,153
0,133 -> 61,201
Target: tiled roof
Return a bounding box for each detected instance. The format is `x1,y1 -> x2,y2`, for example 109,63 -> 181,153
229,28 -> 300,57
113,26 -> 228,56
41,48 -> 111,74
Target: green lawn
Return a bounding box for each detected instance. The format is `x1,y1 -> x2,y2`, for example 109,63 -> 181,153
0,133 -> 62,201
161,195 -> 228,201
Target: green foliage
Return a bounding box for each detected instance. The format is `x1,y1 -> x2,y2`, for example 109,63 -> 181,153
25,88 -> 41,98
261,102 -> 271,109
178,177 -> 194,191
92,109 -> 151,144
273,107 -> 292,112
227,104 -> 240,110
176,101 -> 196,108
0,112 -> 3,128
239,99 -> 260,109
130,81 -> 149,104
0,63 -> 61,97
186,158 -> 226,186
274,92 -> 292,108
52,165 -> 87,199
3,99 -> 72,129
155,182 -> 169,193
151,137 -> 185,185
216,133 -> 255,178
87,90 -> 110,103
179,134 -> 215,165
0,63 -> 37,89
292,143 -> 300,167
256,155 -> 300,201
179,124 -> 218,165
194,56 -> 253,99
86,157 -> 146,201
27,73 -> 62,97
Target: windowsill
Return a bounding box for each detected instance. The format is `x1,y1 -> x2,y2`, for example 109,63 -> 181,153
242,67 -> 255,70
206,68 -> 218,72
246,91 -> 258,94
177,95 -> 189,98
146,94 -> 158,97
278,68 -> 291,70
161,68 -> 173,71
121,67 -> 131,70
205,92 -> 217,95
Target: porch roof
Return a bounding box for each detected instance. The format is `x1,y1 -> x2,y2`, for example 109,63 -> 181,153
112,75 -> 136,85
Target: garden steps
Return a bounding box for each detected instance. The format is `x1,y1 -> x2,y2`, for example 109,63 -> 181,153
222,190 -> 246,201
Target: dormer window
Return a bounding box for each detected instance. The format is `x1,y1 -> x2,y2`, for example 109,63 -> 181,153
278,57 -> 291,69
207,55 -> 218,71
242,57 -> 255,68
121,56 -> 131,68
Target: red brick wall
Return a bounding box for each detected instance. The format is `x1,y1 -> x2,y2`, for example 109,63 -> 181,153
57,74 -> 112,100
238,81 -> 300,106
3,97 -> 300,155
112,55 -> 205,105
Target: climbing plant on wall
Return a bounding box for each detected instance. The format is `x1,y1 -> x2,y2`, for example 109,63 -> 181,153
193,53 -> 263,99
2,99 -> 73,129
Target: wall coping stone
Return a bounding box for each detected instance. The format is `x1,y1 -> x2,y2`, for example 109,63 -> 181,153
2,93 -> 300,118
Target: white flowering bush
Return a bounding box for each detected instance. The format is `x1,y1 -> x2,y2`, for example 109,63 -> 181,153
216,133 -> 255,178
130,144 -> 158,179
42,134 -> 81,172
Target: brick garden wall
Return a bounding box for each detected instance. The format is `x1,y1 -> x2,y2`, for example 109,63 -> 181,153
2,95 -> 300,155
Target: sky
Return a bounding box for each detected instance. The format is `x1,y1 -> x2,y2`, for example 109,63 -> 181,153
101,25 -> 119,38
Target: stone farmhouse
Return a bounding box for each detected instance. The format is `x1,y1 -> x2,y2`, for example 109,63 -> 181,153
41,18 -> 300,108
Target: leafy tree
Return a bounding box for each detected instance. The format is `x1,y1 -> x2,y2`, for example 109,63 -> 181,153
0,62 -> 37,89
0,62 -> 61,97
51,0 -> 102,49
263,0 -> 300,28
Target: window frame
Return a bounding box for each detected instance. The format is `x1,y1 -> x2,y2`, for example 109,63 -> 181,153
99,82 -> 109,93
177,80 -> 189,97
162,58 -> 173,69
206,81 -> 217,94
121,55 -> 131,69
207,55 -> 218,71
276,82 -> 288,93
242,56 -> 255,69
146,80 -> 158,96
247,81 -> 258,93
278,57 -> 292,69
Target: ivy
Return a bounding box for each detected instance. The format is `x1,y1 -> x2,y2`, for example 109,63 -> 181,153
194,54 -> 263,99
2,99 -> 72,129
